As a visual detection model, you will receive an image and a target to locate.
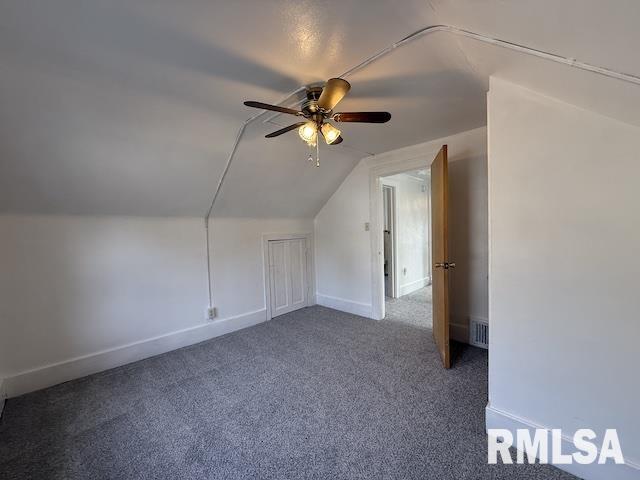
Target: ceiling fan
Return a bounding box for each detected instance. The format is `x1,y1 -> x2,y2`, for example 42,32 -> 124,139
243,78 -> 391,147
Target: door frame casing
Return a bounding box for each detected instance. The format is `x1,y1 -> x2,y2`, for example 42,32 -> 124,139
369,154 -> 434,320
381,183 -> 398,299
262,232 -> 315,320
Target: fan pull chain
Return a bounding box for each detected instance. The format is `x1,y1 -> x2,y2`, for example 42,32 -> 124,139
315,140 -> 320,167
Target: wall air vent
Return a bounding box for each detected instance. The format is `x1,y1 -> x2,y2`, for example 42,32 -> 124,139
469,318 -> 489,349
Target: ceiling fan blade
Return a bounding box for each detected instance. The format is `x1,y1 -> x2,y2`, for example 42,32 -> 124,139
333,111 -> 391,123
244,101 -> 301,116
317,78 -> 351,111
265,122 -> 306,138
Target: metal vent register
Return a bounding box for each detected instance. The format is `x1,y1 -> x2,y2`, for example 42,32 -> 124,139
469,319 -> 489,349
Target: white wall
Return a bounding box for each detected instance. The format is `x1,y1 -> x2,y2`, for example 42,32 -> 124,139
448,134 -> 489,330
382,173 -> 430,296
315,127 -> 488,337
208,216 -> 314,318
0,214 -> 314,397
487,77 -> 640,479
314,158 -> 375,316
0,215 -> 208,392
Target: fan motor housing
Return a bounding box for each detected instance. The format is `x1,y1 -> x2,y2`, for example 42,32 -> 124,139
306,87 -> 323,101
302,87 -> 328,117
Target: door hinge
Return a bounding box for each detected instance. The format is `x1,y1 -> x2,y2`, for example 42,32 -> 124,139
434,262 -> 456,269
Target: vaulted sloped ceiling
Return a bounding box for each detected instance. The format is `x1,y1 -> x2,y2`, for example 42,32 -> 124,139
1,1 -> 639,218
431,0 -> 640,128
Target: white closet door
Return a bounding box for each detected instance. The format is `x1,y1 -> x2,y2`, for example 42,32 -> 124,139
269,240 -> 290,317
268,238 -> 308,318
287,238 -> 308,311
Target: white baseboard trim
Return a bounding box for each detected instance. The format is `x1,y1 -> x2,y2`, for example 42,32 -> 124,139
3,308 -> 267,398
315,293 -> 373,318
450,321 -> 469,343
398,276 -> 430,297
486,403 -> 640,480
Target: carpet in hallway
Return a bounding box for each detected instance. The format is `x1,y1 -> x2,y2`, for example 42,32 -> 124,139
385,285 -> 433,329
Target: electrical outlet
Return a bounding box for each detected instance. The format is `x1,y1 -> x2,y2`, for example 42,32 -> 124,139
364,222 -> 370,231
207,307 -> 217,321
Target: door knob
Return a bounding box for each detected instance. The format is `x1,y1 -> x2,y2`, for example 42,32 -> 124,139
434,262 -> 456,269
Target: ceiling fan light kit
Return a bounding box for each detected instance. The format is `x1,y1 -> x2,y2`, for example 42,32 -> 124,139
321,123 -> 341,144
244,78 -> 391,166
298,122 -> 318,146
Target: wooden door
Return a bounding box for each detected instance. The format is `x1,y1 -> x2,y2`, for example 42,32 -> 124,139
431,145 -> 451,368
268,239 -> 308,318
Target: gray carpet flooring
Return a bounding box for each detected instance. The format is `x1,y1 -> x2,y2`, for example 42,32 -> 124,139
385,286 -> 433,328
0,306 -> 576,479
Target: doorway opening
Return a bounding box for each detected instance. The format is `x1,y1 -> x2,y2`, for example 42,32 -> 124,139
382,184 -> 396,298
380,168 -> 432,329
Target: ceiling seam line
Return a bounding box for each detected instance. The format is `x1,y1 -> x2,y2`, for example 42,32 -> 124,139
202,23 -> 640,309
426,1 -> 476,77
440,18 -> 483,80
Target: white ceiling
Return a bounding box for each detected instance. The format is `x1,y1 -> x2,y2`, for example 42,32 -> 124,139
1,1 -> 639,217
431,0 -> 640,128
